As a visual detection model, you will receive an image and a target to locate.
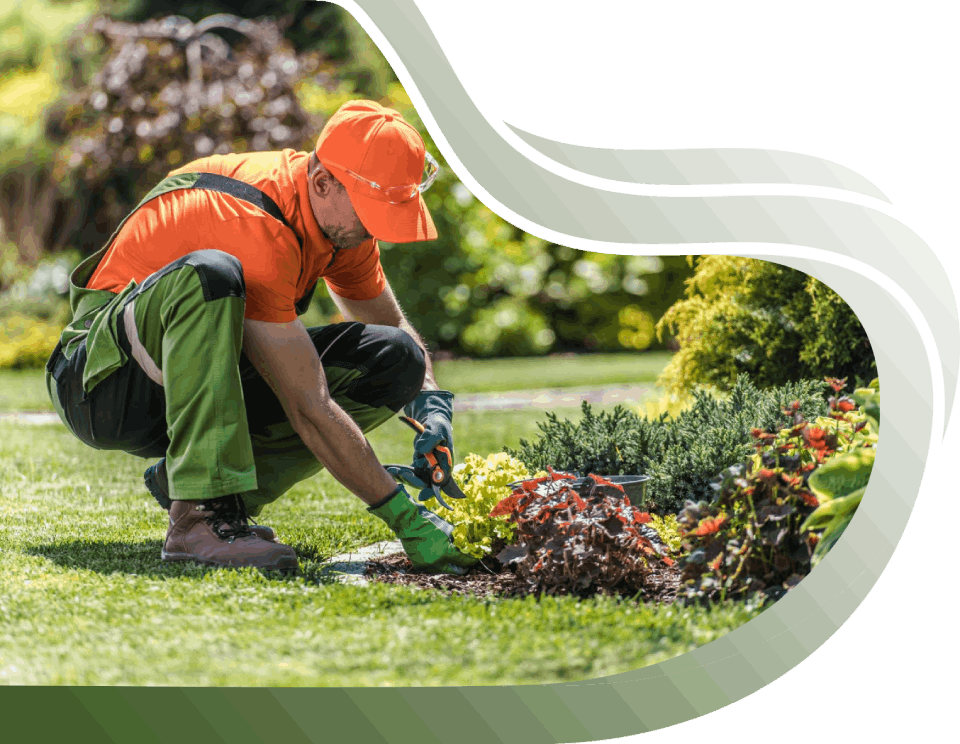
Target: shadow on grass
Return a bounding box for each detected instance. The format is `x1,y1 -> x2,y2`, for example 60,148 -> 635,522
24,539 -> 315,581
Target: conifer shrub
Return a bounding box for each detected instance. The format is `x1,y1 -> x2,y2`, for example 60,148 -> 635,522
655,256 -> 875,397
508,375 -> 829,513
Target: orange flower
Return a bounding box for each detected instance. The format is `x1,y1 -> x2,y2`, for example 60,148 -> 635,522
824,377 -> 848,393
693,514 -> 728,536
837,399 -> 856,412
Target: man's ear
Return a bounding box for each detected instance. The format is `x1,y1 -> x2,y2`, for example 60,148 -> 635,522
309,156 -> 336,196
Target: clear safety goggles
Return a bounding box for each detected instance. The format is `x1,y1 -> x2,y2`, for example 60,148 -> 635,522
328,151 -> 440,204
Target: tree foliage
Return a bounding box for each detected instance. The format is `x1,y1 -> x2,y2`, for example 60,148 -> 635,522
43,14 -> 325,254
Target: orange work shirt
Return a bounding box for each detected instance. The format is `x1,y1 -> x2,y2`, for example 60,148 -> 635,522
87,149 -> 387,323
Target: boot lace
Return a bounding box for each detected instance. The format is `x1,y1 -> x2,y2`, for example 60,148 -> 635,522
202,495 -> 254,541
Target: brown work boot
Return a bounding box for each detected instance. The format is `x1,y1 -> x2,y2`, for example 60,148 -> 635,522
146,459 -> 280,542
162,494 -> 298,572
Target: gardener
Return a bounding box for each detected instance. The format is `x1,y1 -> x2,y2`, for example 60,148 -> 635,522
45,99 -> 476,575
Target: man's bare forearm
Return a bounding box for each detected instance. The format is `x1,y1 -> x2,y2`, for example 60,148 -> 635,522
396,317 -> 438,392
292,399 -> 399,506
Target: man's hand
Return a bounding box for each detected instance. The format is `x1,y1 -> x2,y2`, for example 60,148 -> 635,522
404,390 -> 455,483
241,317 -> 397,505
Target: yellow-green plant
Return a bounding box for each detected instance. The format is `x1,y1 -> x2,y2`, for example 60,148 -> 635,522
419,452 -> 545,560
648,514 -> 683,555
639,391 -> 692,421
0,312 -> 60,368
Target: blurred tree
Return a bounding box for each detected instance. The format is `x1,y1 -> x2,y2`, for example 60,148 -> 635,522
45,14 -> 328,253
114,1 -> 392,97
0,0 -> 96,262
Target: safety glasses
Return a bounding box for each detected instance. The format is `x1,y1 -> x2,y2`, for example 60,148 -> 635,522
328,151 -> 440,204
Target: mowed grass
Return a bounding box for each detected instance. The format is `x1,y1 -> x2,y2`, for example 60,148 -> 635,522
0,410 -> 757,687
0,369 -> 53,412
435,351 -> 672,393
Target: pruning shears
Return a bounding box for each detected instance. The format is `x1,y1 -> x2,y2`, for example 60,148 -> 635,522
384,415 -> 467,510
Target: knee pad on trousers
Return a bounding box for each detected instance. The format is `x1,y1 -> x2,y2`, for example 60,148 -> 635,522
133,250 -> 246,303
378,326 -> 427,411
183,250 -> 246,302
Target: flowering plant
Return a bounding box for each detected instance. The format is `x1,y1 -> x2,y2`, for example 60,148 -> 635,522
492,469 -> 675,597
677,378 -> 877,603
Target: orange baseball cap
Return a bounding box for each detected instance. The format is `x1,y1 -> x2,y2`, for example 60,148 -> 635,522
315,100 -> 438,243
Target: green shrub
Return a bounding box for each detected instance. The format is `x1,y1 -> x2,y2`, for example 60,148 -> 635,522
508,375 -> 829,513
656,256 -> 875,396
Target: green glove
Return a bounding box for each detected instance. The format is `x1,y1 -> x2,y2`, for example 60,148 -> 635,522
404,390 -> 455,479
368,483 -> 477,575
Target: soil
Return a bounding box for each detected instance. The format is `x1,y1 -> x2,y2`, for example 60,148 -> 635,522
364,554 -> 682,604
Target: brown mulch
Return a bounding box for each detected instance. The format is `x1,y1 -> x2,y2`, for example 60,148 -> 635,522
364,553 -> 681,604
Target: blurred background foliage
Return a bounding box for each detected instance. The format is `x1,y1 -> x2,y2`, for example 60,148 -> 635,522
0,0 -> 693,367
3,1 -> 865,385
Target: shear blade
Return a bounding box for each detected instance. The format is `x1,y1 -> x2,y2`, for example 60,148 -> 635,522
429,485 -> 454,511
440,478 -> 467,500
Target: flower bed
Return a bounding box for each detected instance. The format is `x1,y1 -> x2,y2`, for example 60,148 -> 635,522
368,470 -> 682,602
366,377 -> 877,607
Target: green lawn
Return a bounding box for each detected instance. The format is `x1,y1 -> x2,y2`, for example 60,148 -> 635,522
0,351 -> 671,412
0,409 -> 757,687
435,351 -> 672,393
0,369 -> 53,412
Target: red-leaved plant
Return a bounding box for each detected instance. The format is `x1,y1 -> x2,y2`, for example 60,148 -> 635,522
492,469 -> 674,597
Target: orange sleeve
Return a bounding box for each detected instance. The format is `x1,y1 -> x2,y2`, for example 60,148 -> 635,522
322,238 -> 387,301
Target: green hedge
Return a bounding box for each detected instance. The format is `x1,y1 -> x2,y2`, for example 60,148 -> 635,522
509,375 -> 830,513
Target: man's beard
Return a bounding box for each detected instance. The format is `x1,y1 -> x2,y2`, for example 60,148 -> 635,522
320,226 -> 371,250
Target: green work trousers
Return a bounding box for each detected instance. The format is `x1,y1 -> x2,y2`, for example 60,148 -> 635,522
47,250 -> 426,516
